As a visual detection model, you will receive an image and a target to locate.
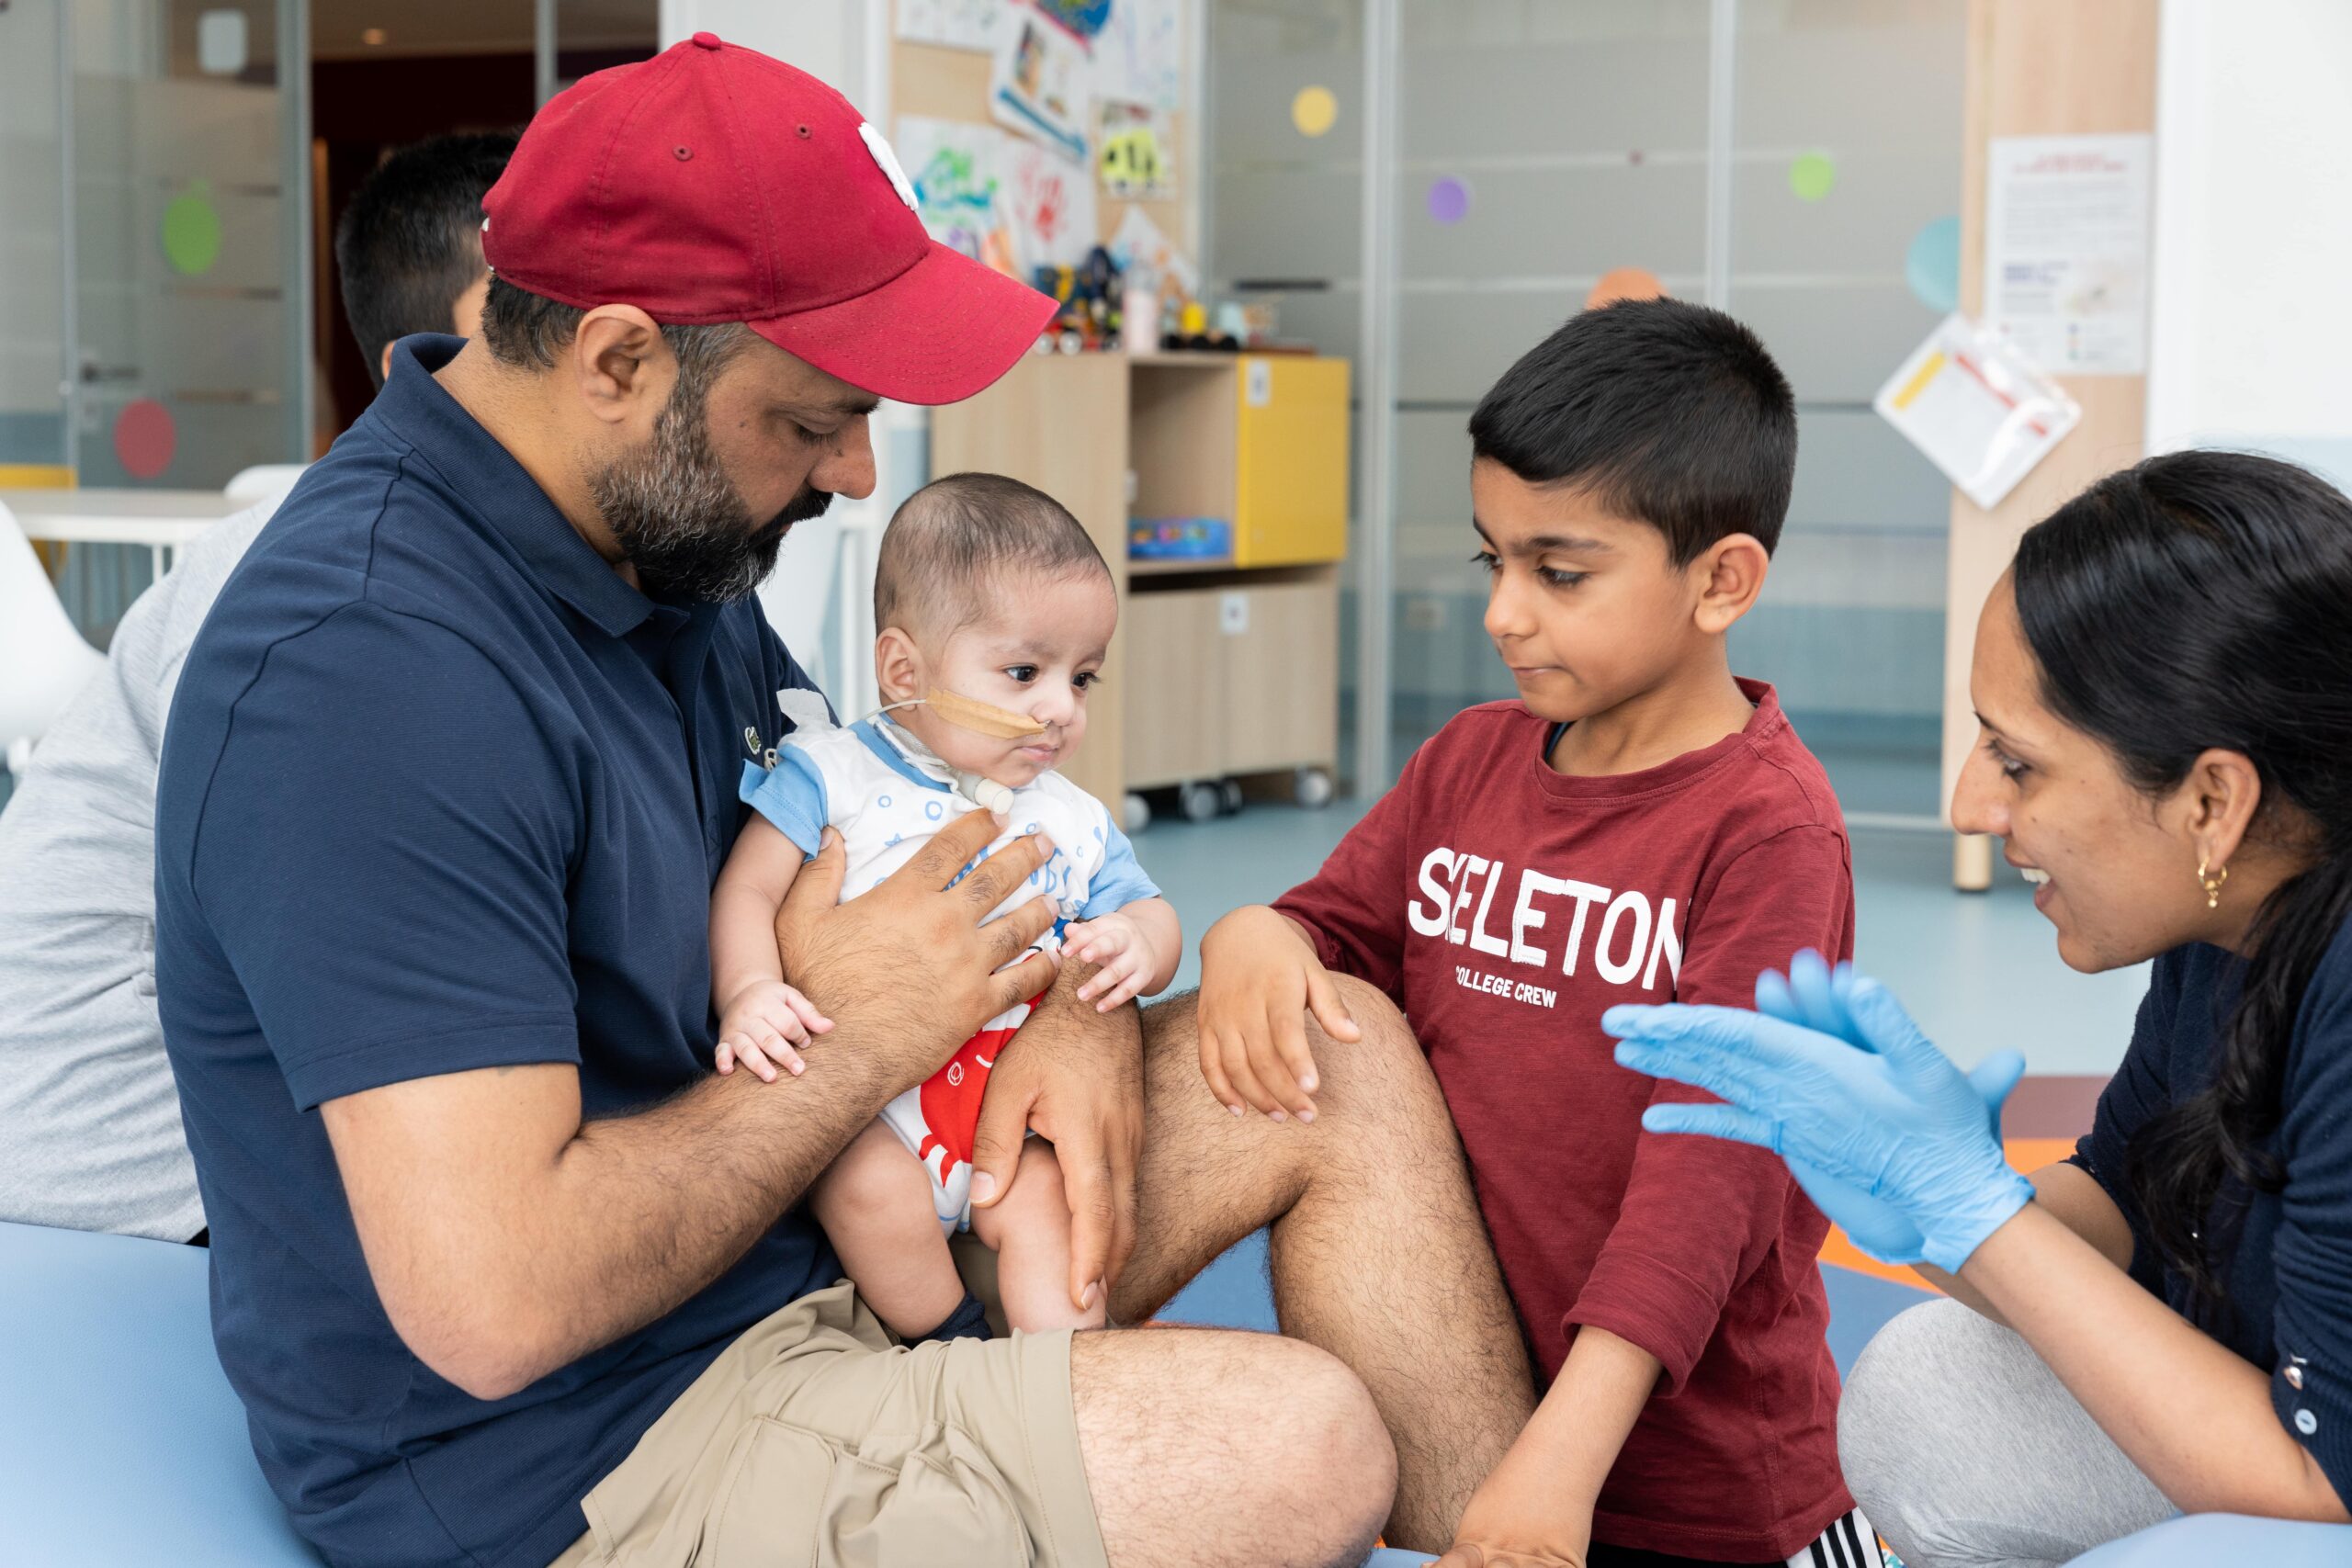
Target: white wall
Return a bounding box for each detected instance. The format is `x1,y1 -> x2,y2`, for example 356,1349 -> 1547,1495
2147,0 -> 2352,484
657,0 -> 879,109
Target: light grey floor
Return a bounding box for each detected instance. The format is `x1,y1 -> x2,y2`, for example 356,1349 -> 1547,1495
1134,802 -> 2146,1080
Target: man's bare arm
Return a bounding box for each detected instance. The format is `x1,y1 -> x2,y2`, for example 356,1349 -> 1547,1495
322,813 -> 1057,1400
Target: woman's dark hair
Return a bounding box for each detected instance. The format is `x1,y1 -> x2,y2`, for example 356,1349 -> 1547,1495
2013,450 -> 2352,1319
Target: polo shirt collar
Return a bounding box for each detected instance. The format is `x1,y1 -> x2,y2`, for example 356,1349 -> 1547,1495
373,334 -> 660,638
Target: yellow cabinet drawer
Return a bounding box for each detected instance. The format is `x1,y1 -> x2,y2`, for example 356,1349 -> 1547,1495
1234,356 -> 1349,569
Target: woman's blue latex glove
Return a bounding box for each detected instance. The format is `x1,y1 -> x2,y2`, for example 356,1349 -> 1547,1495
1755,951 -> 2028,1264
1603,966 -> 2034,1274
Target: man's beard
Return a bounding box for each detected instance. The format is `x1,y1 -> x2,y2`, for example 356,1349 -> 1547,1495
589,381 -> 834,604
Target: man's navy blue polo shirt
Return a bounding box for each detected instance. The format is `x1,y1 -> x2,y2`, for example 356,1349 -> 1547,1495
155,335 -> 838,1568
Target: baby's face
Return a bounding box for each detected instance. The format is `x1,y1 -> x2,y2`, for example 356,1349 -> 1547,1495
901,569 -> 1118,786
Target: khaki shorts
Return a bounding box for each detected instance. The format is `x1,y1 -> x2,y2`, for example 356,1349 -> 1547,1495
547,1280 -> 1107,1568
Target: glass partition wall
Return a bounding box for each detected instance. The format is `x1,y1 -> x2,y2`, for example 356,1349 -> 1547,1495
1209,0 -> 1964,821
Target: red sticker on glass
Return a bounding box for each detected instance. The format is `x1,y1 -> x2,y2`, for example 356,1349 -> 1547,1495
114,398 -> 176,480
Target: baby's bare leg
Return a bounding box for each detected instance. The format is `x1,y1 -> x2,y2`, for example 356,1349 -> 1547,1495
809,1119 -> 967,1338
970,1141 -> 1108,1333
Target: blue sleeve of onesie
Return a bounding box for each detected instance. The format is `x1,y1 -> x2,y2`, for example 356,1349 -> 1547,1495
1078,815 -> 1161,919
738,746 -> 830,859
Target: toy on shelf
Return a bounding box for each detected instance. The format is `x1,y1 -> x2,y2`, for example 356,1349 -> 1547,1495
1127,516 -> 1231,562
1032,243 -> 1125,354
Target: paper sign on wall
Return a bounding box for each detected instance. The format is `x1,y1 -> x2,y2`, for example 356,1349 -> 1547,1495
1097,99 -> 1175,199
1984,133 -> 2152,376
991,2 -> 1091,163
1874,314 -> 2082,510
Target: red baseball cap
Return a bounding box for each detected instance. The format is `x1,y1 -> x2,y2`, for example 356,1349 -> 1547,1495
480,33 -> 1055,406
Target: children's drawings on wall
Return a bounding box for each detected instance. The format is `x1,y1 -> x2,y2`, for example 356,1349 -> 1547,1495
1004,133 -> 1099,274
1031,0 -> 1111,39
1097,0 -> 1183,111
1110,201 -> 1195,297
991,3 -> 1091,163
897,116 -> 1020,278
1097,99 -> 1174,199
897,0 -> 1002,53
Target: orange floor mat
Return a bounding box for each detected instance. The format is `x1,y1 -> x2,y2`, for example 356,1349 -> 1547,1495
1818,1137 -> 2077,1289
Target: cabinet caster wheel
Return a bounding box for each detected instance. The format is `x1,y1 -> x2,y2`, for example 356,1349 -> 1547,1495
1179,782 -> 1221,823
1123,792 -> 1152,833
1295,766 -> 1335,808
1218,779 -> 1246,816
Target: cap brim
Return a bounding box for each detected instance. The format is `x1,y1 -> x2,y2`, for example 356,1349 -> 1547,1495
749,242 -> 1059,407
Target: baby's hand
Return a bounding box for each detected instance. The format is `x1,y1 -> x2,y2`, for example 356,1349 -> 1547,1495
715,980 -> 833,1083
1067,912 -> 1159,1013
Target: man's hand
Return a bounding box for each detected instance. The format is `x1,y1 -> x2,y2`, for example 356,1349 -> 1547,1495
1197,905 -> 1361,1122
1433,1461 -> 1590,1568
777,811 -> 1060,1094
967,956 -> 1143,1314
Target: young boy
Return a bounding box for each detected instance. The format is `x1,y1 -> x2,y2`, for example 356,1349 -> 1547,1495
1198,300 -> 1869,1566
711,472 -> 1180,1339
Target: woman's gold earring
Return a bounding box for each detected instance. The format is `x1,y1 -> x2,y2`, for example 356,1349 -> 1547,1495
2198,857 -> 2230,910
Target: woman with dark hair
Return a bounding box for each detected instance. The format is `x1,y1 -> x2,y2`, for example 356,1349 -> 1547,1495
1606,450 -> 2352,1566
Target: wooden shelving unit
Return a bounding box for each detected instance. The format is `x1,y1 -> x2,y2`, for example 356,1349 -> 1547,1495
931,349 -> 1351,822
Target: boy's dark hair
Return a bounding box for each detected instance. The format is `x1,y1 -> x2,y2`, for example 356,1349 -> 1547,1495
334,132 -> 517,389
876,473 -> 1109,636
1467,298 -> 1798,560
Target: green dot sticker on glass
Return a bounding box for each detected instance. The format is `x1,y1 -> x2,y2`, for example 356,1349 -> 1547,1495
163,182 -> 222,276
1788,152 -> 1836,203
1292,85 -> 1338,139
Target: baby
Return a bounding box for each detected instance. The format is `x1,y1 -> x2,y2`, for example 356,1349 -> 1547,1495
709,471 -> 1180,1337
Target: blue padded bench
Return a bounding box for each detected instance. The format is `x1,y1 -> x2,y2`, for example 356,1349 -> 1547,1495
0,1220 -> 320,1566
8,1220 -> 2348,1567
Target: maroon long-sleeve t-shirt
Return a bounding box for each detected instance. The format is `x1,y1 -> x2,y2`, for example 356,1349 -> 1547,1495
1273,683 -> 1856,1562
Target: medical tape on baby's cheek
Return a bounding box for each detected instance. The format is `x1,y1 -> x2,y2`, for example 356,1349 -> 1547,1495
919,687 -> 1046,739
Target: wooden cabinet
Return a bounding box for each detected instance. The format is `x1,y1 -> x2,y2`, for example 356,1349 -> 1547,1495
1118,572 -> 1340,790
1219,578 -> 1339,775
931,351 -> 1350,808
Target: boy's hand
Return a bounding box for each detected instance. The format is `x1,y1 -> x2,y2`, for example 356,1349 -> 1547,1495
1066,912 -> 1158,1012
715,979 -> 833,1084
1434,1458 -> 1590,1568
1196,906 -> 1361,1122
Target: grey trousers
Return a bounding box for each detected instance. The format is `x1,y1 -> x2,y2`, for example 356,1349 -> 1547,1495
1838,1299 -> 2178,1568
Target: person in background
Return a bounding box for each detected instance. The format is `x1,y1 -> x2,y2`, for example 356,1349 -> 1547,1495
0,130 -> 514,1244
335,131 -> 514,391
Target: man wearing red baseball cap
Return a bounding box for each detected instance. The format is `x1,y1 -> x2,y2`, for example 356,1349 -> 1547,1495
155,35 -> 1532,1568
